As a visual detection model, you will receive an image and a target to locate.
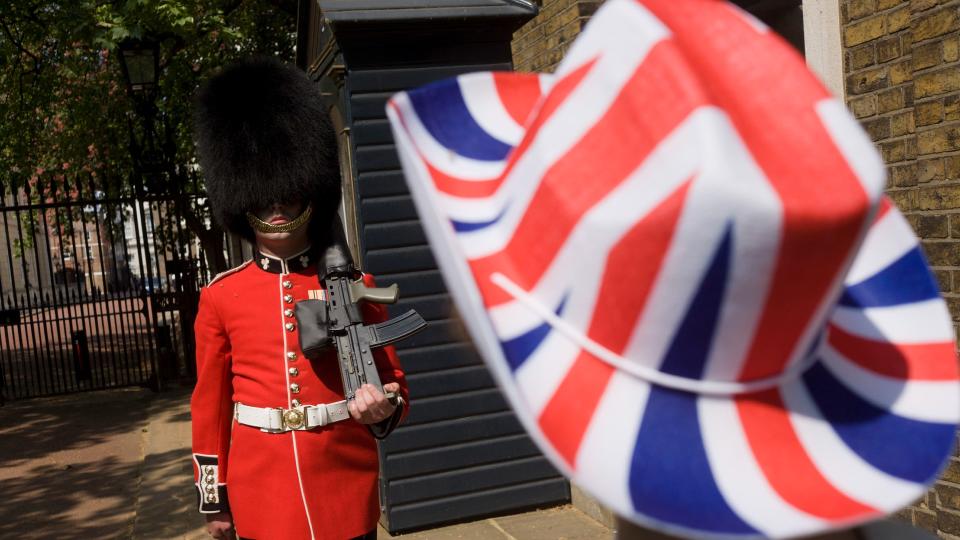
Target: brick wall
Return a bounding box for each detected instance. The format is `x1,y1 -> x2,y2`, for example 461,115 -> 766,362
511,0 -> 602,73
843,0 -> 960,534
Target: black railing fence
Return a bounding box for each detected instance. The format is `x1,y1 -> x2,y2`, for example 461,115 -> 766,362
0,173 -> 245,401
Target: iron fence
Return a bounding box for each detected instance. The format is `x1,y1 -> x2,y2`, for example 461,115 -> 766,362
0,173 -> 244,401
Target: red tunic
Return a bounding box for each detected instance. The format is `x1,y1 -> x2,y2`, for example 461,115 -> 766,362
190,249 -> 408,540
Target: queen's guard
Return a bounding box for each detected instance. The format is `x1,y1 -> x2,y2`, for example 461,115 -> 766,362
191,57 -> 407,540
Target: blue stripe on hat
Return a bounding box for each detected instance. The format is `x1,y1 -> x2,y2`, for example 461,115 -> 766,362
407,79 -> 513,161
451,206 -> 507,232
660,224 -> 732,379
626,225 -> 755,534
803,362 -> 954,483
838,247 -> 940,308
500,296 -> 568,371
628,387 -> 758,534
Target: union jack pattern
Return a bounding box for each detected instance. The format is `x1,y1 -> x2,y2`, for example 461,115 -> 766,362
387,0 -> 960,537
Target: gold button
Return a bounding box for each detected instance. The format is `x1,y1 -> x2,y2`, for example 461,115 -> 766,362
285,322 -> 295,332
205,485 -> 216,494
286,351 -> 297,361
205,494 -> 216,503
283,280 -> 293,289
204,474 -> 216,484
290,383 -> 301,394
289,367 -> 299,377
202,466 -> 214,475
284,294 -> 294,303
291,399 -> 301,407
284,308 -> 294,317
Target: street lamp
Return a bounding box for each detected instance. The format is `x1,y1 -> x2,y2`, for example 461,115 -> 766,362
117,39 -> 160,95
118,39 -> 164,180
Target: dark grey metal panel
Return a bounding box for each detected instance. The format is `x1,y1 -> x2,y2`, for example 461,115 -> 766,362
389,456 -> 559,504
405,364 -> 495,399
402,387 -> 507,424
397,342 -> 482,374
319,0 -> 536,24
383,433 -> 542,478
357,171 -> 408,198
386,410 -> 522,452
342,34 -> 565,531
360,194 -> 417,223
364,245 -> 436,275
387,479 -> 571,533
350,63 -> 510,93
374,269 -> 446,298
364,221 -> 427,250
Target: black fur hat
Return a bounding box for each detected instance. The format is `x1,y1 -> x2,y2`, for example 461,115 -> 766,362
194,56 -> 340,242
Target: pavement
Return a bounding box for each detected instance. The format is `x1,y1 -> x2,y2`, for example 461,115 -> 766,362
0,385 -> 614,539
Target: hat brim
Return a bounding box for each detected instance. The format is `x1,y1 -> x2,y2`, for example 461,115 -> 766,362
386,1 -> 960,538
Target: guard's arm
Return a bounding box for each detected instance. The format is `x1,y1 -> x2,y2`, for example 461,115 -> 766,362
361,274 -> 410,438
190,287 -> 233,514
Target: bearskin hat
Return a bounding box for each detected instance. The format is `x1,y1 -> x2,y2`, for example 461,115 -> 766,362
193,56 -> 340,242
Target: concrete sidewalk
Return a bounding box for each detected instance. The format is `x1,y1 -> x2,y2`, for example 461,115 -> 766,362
0,386 -> 613,539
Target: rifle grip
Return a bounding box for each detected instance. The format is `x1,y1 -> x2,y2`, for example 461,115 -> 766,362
349,281 -> 399,304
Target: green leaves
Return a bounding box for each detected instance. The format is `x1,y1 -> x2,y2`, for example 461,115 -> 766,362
0,0 -> 297,194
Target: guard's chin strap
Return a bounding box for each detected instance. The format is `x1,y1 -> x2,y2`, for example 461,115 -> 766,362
246,204 -> 313,234
490,272 -> 821,396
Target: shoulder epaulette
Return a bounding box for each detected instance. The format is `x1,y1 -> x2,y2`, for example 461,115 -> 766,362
206,260 -> 253,286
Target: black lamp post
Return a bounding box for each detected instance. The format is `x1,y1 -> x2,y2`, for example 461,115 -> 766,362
117,39 -> 160,95
117,39 -> 164,182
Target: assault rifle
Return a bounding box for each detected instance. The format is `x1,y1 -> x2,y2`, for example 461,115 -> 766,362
295,233 -> 426,415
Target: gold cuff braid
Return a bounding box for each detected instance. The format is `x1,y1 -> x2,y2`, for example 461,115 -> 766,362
246,205 -> 313,234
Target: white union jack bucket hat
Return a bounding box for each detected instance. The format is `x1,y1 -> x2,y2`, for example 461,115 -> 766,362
385,0 -> 960,538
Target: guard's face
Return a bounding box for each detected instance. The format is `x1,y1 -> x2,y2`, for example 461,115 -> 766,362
252,201 -> 309,243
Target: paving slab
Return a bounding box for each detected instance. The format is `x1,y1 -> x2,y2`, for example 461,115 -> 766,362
495,506 -> 614,540
379,518 -> 509,539
131,386 -> 207,539
0,387 -> 152,539
0,385 -> 614,539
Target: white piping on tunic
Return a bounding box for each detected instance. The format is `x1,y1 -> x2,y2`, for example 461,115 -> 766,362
278,273 -> 317,540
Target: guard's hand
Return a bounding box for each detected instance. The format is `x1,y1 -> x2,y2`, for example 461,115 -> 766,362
349,383 -> 399,424
205,511 -> 236,540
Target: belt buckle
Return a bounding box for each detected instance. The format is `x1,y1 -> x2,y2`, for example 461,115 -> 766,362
282,406 -> 306,430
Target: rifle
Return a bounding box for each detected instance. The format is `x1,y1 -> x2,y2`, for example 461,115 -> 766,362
295,228 -> 426,416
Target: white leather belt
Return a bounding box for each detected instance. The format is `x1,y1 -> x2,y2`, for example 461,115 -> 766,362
235,401 -> 350,433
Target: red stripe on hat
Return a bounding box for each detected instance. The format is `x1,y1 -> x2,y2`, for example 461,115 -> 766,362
875,196 -> 893,223
424,60 -> 595,199
494,72 -> 545,128
471,41 -> 709,307
538,182 -> 691,466
416,73 -> 551,199
639,0 -> 872,381
737,390 -> 876,520
827,323 -> 959,381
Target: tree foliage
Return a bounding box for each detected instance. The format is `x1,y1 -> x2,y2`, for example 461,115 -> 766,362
0,0 -> 298,271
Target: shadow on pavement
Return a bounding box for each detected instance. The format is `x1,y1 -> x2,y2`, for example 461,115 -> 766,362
0,386 -> 204,539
